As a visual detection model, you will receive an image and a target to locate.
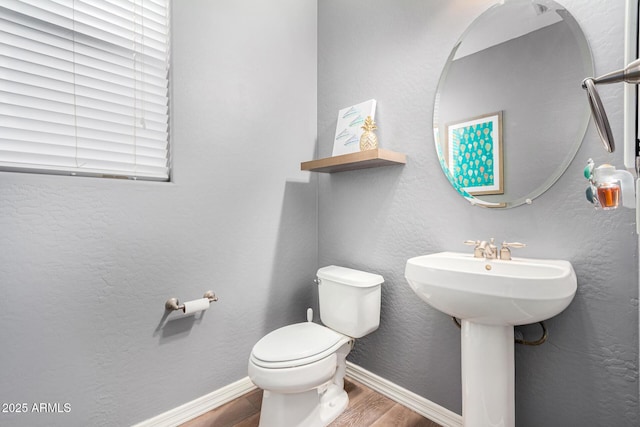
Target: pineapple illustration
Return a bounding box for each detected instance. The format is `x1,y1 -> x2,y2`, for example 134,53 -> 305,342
359,116 -> 378,151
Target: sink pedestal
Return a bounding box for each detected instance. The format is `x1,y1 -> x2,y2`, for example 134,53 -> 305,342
461,321 -> 514,427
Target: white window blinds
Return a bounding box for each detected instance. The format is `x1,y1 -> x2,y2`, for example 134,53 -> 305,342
1,0 -> 170,181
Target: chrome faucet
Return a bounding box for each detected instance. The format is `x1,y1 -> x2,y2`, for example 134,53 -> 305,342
464,238 -> 497,259
464,238 -> 524,260
479,238 -> 498,259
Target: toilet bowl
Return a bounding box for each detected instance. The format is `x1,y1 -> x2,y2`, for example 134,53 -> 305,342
248,266 -> 383,427
248,323 -> 353,427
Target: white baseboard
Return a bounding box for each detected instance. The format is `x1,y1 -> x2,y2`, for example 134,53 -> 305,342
133,363 -> 462,427
131,377 -> 257,427
346,361 -> 463,427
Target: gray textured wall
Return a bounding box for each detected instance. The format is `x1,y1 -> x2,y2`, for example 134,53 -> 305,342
318,0 -> 638,425
0,1 -> 317,426
0,1 -> 637,426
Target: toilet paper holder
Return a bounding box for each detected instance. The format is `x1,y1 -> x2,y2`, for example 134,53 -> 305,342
165,290 -> 219,312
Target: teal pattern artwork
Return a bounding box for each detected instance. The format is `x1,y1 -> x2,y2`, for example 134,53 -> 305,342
446,112 -> 503,195
452,122 -> 494,187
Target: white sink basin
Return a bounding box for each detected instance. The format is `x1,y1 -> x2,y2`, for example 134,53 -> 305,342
405,251 -> 577,325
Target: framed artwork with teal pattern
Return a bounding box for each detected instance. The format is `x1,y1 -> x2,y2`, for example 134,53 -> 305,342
445,112 -> 503,195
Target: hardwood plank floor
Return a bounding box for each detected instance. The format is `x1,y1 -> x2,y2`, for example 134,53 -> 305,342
180,378 -> 442,427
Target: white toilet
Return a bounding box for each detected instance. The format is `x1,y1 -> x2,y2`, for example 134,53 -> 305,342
248,265 -> 384,427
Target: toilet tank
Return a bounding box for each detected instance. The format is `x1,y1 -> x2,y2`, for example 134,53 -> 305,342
317,265 -> 383,338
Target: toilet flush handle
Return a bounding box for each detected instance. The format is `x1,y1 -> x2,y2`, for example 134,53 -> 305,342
307,307 -> 313,322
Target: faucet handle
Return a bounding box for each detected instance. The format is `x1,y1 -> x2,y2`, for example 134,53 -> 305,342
463,240 -> 483,258
500,241 -> 526,260
502,241 -> 526,248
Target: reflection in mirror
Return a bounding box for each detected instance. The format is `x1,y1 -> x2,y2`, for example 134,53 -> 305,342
433,0 -> 593,208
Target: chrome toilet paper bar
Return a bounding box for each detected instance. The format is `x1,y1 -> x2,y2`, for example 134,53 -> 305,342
165,290 -> 219,312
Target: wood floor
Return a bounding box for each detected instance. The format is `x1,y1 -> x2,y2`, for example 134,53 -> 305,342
180,378 -> 443,427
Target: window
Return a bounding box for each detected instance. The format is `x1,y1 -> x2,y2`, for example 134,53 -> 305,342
1,0 -> 170,181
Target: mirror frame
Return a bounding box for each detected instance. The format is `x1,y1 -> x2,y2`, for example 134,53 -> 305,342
433,0 -> 594,208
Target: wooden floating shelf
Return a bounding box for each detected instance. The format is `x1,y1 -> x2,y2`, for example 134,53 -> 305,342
301,149 -> 406,173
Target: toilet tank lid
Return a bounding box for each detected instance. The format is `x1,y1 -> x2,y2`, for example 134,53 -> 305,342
317,265 -> 384,288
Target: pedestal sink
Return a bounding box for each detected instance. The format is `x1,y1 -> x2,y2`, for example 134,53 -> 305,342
405,252 -> 577,427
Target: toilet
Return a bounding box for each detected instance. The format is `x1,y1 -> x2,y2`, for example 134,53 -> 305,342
248,265 -> 384,427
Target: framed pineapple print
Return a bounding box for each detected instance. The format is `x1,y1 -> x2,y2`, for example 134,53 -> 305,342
445,112 -> 503,196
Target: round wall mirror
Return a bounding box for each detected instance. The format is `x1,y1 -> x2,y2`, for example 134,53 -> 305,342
433,0 -> 593,208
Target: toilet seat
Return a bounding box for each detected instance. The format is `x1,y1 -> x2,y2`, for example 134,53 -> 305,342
251,322 -> 351,369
